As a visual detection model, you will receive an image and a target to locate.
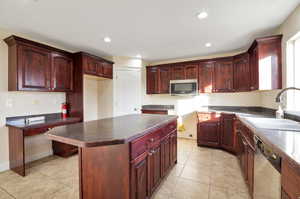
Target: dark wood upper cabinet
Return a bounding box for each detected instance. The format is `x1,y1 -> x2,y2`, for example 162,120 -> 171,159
233,53 -> 251,92
158,66 -> 171,94
185,64 -> 198,79
214,59 -> 234,92
4,35 -> 74,92
82,53 -> 113,79
198,61 -> 214,93
17,44 -> 51,91
51,53 -> 73,92
171,65 -> 185,80
146,67 -> 159,94
102,61 -> 113,79
84,56 -> 98,75
248,35 -> 282,90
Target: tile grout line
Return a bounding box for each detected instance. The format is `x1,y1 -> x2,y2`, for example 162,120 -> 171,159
0,186 -> 16,199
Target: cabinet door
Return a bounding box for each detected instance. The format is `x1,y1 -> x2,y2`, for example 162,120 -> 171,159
170,130 -> 177,164
221,114 -> 235,153
51,53 -> 73,92
18,44 -> 51,91
171,65 -> 185,80
249,47 -> 259,91
197,122 -> 220,147
161,136 -> 171,176
185,64 -> 198,79
247,147 -> 254,197
234,53 -> 251,92
102,62 -> 113,79
158,66 -> 171,94
148,146 -> 161,193
84,56 -> 98,75
237,133 -> 248,181
131,154 -> 149,199
198,62 -> 214,93
146,67 -> 159,94
214,60 -> 234,92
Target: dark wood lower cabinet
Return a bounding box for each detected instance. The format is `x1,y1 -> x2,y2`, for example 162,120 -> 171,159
221,114 -> 236,152
281,159 -> 300,199
131,153 -> 149,199
197,121 -> 220,147
131,120 -> 177,199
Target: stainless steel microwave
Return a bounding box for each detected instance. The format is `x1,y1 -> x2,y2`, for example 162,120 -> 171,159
170,79 -> 198,96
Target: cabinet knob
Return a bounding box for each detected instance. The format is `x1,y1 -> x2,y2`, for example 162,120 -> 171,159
149,138 -> 155,142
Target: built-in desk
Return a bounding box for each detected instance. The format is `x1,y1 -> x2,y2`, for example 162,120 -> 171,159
6,113 -> 81,176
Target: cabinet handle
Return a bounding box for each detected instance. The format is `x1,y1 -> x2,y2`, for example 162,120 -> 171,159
149,138 -> 155,142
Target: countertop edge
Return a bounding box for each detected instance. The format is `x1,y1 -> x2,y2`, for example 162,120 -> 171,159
46,115 -> 178,148
236,115 -> 300,172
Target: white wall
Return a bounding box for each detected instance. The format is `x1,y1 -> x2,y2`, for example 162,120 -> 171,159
84,76 -> 100,121
98,79 -> 113,119
0,29 -> 67,171
261,4 -> 300,109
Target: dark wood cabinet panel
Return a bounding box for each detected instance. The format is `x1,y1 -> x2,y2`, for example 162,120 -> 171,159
171,65 -> 185,80
84,56 -> 98,75
233,53 -> 251,92
102,61 -> 113,79
51,53 -> 73,92
221,114 -> 236,153
247,146 -> 254,197
131,154 -> 149,199
249,46 -> 259,91
214,59 -> 234,92
197,121 -> 220,147
148,146 -> 161,193
170,130 -> 177,164
161,136 -> 171,176
282,159 -> 300,199
18,44 -> 51,91
141,110 -> 168,115
198,61 -> 214,93
248,35 -> 282,90
281,189 -> 292,199
185,64 -> 198,79
158,66 -> 171,93
146,67 -> 159,94
5,35 -> 75,92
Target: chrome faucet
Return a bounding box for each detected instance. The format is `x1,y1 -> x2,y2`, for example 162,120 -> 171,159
275,87 -> 300,118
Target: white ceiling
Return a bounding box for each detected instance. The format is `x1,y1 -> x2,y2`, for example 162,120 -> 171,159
0,0 -> 299,62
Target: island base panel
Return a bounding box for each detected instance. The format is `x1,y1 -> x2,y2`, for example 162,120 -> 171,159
79,144 -> 130,199
9,127 -> 25,176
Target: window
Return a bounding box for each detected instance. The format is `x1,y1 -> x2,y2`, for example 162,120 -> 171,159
286,32 -> 300,111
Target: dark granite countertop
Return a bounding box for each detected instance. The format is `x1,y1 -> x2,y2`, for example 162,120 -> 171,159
46,114 -> 178,147
6,113 -> 81,130
237,115 -> 300,171
198,106 -> 300,170
141,105 -> 175,111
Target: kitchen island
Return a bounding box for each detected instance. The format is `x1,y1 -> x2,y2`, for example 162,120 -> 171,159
46,114 -> 178,199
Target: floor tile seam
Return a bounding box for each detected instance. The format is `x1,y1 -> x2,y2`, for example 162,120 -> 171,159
0,186 -> 16,199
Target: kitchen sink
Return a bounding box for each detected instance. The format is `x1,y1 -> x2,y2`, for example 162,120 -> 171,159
244,117 -> 300,131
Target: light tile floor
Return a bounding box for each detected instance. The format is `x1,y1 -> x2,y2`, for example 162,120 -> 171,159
0,139 -> 250,199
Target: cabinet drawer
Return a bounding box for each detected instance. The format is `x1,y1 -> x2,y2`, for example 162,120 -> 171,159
282,160 -> 300,199
130,128 -> 162,160
197,112 -> 221,122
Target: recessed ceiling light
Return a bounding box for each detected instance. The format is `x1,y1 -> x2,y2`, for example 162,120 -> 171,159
136,54 -> 142,58
197,11 -> 208,19
205,43 -> 212,47
104,37 -> 111,43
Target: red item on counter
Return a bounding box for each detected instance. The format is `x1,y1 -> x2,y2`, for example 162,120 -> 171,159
61,103 -> 68,119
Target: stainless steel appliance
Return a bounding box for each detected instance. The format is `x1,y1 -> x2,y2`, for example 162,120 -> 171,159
254,135 -> 282,199
170,79 -> 198,96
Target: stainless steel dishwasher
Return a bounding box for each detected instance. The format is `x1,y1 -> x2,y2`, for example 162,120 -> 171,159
254,135 -> 282,199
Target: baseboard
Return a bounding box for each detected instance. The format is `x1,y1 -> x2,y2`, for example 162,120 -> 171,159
0,161 -> 9,172
25,150 -> 53,163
